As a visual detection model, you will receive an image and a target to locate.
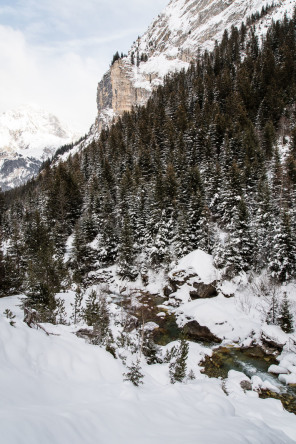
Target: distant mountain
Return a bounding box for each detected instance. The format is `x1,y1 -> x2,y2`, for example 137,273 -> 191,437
95,0 -> 295,132
0,105 -> 79,190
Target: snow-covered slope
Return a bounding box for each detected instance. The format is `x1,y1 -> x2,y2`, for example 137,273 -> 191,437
1,294 -> 296,444
95,0 -> 295,132
0,105 -> 79,190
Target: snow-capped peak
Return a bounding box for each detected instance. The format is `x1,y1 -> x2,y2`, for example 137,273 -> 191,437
0,104 -> 80,190
0,104 -> 79,161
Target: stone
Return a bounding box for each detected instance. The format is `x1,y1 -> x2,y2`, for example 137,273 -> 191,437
95,1 -> 281,135
76,328 -> 96,340
183,320 -> 222,343
168,270 -> 198,293
240,380 -> 252,391
163,285 -> 174,297
261,332 -> 285,351
190,281 -> 218,299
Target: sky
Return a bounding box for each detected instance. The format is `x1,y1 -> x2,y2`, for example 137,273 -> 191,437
0,0 -> 168,133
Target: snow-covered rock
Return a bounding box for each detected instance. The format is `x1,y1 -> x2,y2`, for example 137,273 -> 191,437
268,365 -> 289,375
172,250 -> 217,285
0,104 -> 79,190
261,325 -> 288,350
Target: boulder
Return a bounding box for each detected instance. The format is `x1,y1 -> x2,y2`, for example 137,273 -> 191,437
190,281 -> 218,299
240,380 -> 252,391
163,285 -> 174,297
183,320 -> 222,343
168,269 -> 218,300
261,327 -> 286,352
168,270 -> 198,292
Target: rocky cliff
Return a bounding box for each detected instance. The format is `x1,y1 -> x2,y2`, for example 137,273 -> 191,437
95,0 -> 295,131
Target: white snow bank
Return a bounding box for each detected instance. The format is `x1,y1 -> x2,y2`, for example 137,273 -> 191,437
278,373 -> 296,385
0,296 -> 296,444
268,365 -> 289,375
178,294 -> 261,343
225,370 -> 252,397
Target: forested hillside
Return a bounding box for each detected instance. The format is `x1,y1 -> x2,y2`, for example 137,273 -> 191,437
1,10 -> 296,305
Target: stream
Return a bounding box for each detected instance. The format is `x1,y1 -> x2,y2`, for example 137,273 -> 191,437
111,291 -> 296,414
201,346 -> 296,414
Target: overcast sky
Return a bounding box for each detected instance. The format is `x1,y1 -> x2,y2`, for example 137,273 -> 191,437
0,0 -> 168,133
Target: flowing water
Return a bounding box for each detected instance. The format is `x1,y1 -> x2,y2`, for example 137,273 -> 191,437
201,346 -> 296,414
112,291 -> 296,414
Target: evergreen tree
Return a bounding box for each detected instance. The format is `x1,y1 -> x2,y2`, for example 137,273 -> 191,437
55,297 -> 67,325
118,215 -> 138,280
84,290 -> 111,345
84,289 -> 100,326
123,359 -> 144,386
266,291 -> 279,325
2,10 -> 296,294
169,339 -> 189,383
269,212 -> 295,282
142,331 -> 161,365
70,286 -> 84,324
279,292 -> 294,333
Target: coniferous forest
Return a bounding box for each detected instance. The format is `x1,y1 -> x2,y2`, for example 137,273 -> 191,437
1,10 -> 296,310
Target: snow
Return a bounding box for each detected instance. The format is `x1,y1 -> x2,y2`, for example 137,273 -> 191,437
278,373 -> 296,385
1,277 -> 296,444
251,375 -> 280,394
170,249 -> 217,284
261,324 -> 288,348
268,365 -> 290,375
176,293 -> 261,343
0,104 -> 80,189
0,104 -> 79,161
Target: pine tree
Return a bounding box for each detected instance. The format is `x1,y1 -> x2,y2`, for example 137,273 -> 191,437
169,339 -> 189,383
142,331 -> 161,365
84,290 -> 111,345
70,286 -> 83,324
150,211 -> 173,266
54,297 -> 67,325
84,289 -> 100,326
269,212 -> 295,282
266,291 -> 279,325
123,359 -> 144,386
71,221 -> 94,282
93,293 -> 111,345
118,215 -> 138,280
262,120 -> 276,158
279,292 -> 294,333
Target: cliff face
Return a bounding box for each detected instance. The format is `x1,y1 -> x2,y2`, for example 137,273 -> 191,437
96,60 -> 152,132
95,0 -> 294,131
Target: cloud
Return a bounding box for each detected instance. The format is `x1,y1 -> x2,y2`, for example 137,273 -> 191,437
0,0 -> 168,133
0,25 -> 99,132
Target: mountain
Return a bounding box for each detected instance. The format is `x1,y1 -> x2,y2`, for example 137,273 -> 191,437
2,6 -> 296,288
0,105 -> 79,190
0,4 -> 296,442
95,0 -> 295,132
